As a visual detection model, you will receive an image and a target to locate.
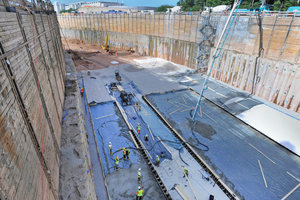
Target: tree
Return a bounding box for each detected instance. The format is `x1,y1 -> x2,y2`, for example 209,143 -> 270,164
157,5 -> 174,12
273,0 -> 282,10
60,8 -> 77,13
282,0 -> 299,10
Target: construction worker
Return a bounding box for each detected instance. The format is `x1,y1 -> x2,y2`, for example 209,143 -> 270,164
137,168 -> 142,183
156,155 -> 160,167
126,148 -> 130,160
115,156 -> 119,171
137,123 -> 141,135
80,88 -> 84,97
144,134 -> 149,145
183,167 -> 189,178
108,142 -> 112,155
122,148 -> 126,160
136,186 -> 144,200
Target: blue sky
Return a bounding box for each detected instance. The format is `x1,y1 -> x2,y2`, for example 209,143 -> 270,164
51,0 -> 178,7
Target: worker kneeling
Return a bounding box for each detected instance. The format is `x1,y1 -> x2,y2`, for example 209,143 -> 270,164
136,186 -> 144,200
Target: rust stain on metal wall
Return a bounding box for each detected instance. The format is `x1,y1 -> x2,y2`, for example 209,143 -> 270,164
209,49 -> 300,113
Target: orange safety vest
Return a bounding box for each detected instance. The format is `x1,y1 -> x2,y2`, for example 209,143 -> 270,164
81,88 -> 84,93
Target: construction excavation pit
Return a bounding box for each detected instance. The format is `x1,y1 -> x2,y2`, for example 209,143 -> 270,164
1,1 -> 300,200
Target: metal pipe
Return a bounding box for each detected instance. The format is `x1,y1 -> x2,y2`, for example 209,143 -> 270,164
192,0 -> 240,122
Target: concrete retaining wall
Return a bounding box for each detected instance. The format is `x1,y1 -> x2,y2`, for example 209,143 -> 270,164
0,11 -> 65,200
58,13 -> 300,113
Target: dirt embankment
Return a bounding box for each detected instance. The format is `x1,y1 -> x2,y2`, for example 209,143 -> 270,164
62,39 -> 149,72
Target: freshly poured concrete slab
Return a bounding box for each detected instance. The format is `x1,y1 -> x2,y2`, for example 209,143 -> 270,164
145,90 -> 300,200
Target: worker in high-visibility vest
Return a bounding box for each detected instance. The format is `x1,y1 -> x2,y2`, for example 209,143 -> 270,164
137,168 -> 142,183
136,186 -> 144,200
156,155 -> 160,167
122,148 -> 126,160
183,167 -> 189,178
115,156 -> 119,171
144,134 -> 149,145
108,142 -> 112,155
80,88 -> 84,97
126,148 -> 130,160
136,123 -> 141,134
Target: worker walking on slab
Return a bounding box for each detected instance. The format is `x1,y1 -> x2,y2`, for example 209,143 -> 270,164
137,168 -> 142,183
126,148 -> 130,160
137,123 -> 141,135
122,148 -> 126,160
80,88 -> 84,97
183,167 -> 189,178
144,134 -> 149,145
156,155 -> 160,167
136,186 -> 144,200
108,142 -> 112,155
115,156 -> 119,171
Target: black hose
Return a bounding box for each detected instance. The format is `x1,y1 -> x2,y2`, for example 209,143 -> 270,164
111,138 -> 208,157
178,148 -> 189,166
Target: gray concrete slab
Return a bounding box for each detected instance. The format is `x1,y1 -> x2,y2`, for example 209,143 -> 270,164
78,76 -> 109,200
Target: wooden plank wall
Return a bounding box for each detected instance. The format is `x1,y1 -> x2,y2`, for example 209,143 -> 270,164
0,10 -> 65,200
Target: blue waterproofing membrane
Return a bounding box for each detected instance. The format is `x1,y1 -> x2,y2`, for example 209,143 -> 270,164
146,90 -> 300,200
89,101 -> 141,175
109,82 -> 176,164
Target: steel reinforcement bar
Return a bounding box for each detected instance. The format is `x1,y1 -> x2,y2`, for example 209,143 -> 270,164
112,97 -> 172,200
142,95 -> 240,200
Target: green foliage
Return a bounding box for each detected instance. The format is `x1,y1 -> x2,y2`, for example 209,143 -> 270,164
157,5 -> 174,12
282,0 -> 299,11
273,0 -> 282,10
60,8 -> 77,13
172,0 -> 299,12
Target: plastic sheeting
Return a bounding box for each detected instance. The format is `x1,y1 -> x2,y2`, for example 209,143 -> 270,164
145,90 -> 300,200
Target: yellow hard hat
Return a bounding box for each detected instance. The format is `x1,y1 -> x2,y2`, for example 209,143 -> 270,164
116,156 -> 118,159
123,148 -> 125,150
127,149 -> 129,151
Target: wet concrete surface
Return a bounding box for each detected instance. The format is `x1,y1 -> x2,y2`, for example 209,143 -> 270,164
145,90 -> 300,200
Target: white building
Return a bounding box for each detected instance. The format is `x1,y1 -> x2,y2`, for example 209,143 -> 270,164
55,1 -> 125,13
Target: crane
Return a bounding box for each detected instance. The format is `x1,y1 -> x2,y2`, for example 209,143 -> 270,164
102,32 -> 109,51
